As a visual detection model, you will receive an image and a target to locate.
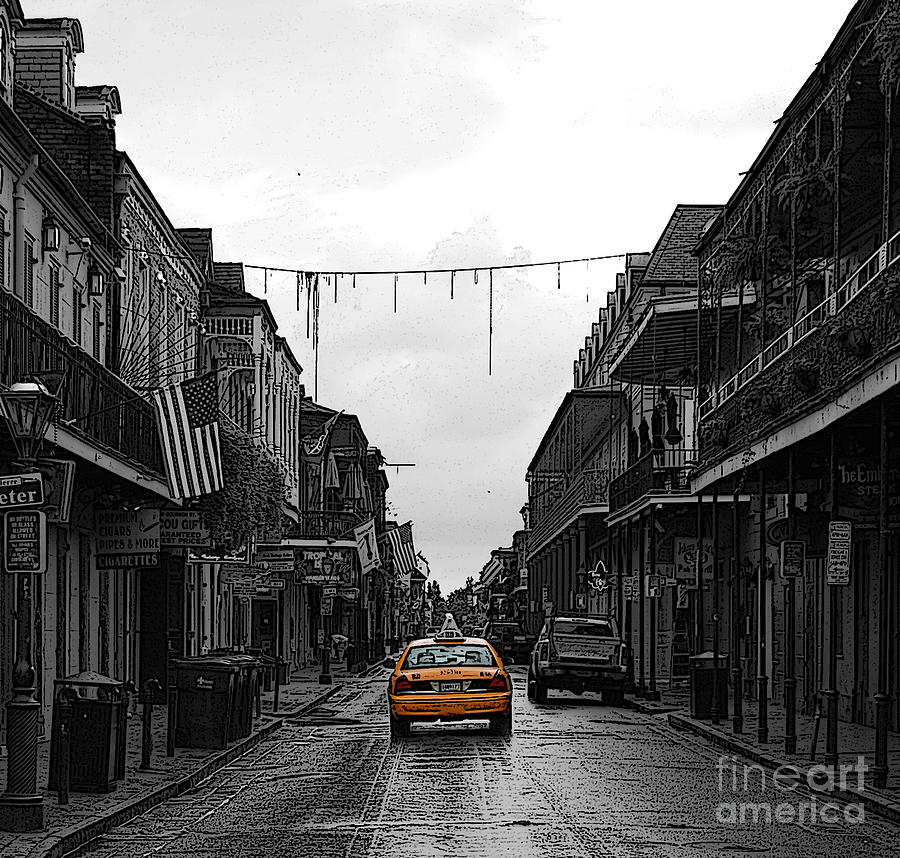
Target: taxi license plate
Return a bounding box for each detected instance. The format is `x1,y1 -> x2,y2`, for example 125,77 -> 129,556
440,682 -> 462,692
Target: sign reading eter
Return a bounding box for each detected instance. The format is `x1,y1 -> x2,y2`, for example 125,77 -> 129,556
0,473 -> 44,510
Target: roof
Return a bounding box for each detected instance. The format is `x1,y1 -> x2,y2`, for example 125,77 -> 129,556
20,18 -> 84,52
641,205 -> 723,284
212,262 -> 245,293
75,85 -> 121,115
177,228 -> 214,276
527,388 -> 624,475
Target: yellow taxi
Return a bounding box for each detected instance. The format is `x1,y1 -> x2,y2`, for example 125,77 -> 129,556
387,614 -> 513,738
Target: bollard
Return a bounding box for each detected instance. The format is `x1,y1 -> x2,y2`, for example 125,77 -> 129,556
255,673 -> 261,718
166,681 -> 177,757
141,679 -> 162,770
56,687 -> 79,806
273,657 -> 282,713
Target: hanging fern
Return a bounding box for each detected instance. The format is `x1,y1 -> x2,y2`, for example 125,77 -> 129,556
197,422 -> 286,549
870,3 -> 900,95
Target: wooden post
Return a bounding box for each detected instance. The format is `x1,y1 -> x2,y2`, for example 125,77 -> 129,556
785,449 -> 797,755
873,397 -> 891,788
711,484 -> 721,724
824,428 -> 839,769
757,464 -> 769,744
732,485 -> 743,733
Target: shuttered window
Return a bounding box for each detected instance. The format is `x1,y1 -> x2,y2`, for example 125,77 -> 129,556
49,265 -> 60,327
24,236 -> 34,307
72,285 -> 82,345
93,305 -> 101,362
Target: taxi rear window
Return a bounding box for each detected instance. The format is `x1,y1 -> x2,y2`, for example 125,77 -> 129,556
401,644 -> 496,669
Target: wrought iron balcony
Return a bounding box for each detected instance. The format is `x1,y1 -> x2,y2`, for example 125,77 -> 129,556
528,467 -> 608,554
0,288 -> 163,475
608,448 -> 695,513
287,509 -> 365,540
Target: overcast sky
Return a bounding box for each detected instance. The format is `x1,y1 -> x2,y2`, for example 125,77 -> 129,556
31,0 -> 855,592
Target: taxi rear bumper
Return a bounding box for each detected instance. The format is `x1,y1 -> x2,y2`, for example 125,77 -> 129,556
389,691 -> 512,720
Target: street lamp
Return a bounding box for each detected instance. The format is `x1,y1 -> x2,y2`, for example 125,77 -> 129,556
0,379 -> 58,832
0,381 -> 57,461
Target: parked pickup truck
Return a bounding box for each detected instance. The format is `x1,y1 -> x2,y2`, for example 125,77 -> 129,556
527,615 -> 627,705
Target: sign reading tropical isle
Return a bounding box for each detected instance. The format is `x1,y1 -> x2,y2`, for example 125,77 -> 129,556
95,509 -> 161,569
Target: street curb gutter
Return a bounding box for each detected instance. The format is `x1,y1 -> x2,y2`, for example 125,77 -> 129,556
50,685 -> 344,858
668,712 -> 900,827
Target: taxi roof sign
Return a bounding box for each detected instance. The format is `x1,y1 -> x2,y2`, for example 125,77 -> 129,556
433,613 -> 465,641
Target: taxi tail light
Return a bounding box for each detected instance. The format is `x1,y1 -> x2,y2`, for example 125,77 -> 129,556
394,675 -> 413,693
488,673 -> 508,692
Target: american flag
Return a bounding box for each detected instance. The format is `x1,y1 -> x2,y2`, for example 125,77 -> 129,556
381,521 -> 417,579
152,372 -> 223,499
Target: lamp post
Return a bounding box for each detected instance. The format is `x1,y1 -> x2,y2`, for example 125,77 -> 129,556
0,380 -> 58,832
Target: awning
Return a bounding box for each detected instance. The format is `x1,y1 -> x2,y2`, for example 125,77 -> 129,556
609,291 -> 755,385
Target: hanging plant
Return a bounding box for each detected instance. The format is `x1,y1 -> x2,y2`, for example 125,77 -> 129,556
792,359 -> 819,394
197,422 -> 286,550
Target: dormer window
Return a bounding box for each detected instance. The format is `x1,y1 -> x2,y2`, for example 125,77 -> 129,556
0,20 -> 8,91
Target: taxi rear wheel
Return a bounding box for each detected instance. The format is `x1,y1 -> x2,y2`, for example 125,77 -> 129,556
490,705 -> 512,736
390,716 -> 411,739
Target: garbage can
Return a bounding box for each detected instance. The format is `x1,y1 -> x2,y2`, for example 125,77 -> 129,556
172,657 -> 240,749
689,651 -> 729,720
48,672 -> 126,793
225,654 -> 261,739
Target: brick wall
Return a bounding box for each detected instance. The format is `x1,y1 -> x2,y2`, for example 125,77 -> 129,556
15,47 -> 63,103
13,86 -> 116,236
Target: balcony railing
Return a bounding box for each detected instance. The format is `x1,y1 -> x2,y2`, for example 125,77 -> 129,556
0,288 -> 163,475
609,448 -> 695,513
286,509 -> 364,540
528,467 -> 609,553
700,227 -> 900,421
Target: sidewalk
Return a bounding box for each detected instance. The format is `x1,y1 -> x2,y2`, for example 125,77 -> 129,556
0,661 -> 366,858
627,687 -> 900,825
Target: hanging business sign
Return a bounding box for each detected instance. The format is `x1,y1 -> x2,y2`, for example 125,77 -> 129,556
353,518 -> 380,574
3,510 -> 47,574
826,522 -> 852,585
95,509 -> 160,569
0,473 -> 44,510
160,511 -> 211,548
188,542 -> 252,565
779,540 -> 806,578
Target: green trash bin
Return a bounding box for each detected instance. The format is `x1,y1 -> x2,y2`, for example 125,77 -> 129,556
173,657 -> 239,749
223,655 -> 260,739
48,672 -> 126,793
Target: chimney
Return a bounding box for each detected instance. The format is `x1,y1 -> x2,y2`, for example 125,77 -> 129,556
75,84 -> 121,121
0,2 -> 25,107
15,17 -> 83,109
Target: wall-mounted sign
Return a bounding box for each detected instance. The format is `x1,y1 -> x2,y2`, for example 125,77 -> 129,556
779,540 -> 806,578
188,542 -> 251,565
353,518 -> 380,574
3,510 -> 47,574
160,511 -> 211,548
323,584 -> 338,597
96,509 -> 160,569
254,547 -> 295,564
826,522 -> 852,585
321,597 -> 333,616
0,473 -> 44,510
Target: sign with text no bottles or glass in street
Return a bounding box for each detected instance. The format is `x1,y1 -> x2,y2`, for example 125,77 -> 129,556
826,521 -> 852,585
3,510 -> 47,574
779,540 -> 806,578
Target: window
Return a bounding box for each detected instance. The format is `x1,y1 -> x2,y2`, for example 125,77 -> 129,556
0,209 -> 6,290
92,305 -> 102,362
72,285 -> 82,345
49,265 -> 60,328
24,236 -> 34,307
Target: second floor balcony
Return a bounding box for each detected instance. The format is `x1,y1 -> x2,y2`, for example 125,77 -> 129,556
528,467 -> 608,556
0,287 -> 163,476
285,509 -> 365,540
609,448 -> 694,514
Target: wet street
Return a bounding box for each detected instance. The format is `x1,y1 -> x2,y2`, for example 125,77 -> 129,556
85,667 -> 900,858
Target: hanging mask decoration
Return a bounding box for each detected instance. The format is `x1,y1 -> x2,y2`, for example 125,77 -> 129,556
665,392 -> 683,445
650,404 -> 665,452
638,416 -> 651,457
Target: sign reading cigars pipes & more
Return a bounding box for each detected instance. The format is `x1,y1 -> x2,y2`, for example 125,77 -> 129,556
95,508 -> 160,569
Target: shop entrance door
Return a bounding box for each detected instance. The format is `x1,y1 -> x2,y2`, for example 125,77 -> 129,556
252,599 -> 278,657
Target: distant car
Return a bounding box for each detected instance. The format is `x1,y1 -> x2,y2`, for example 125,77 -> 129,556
481,621 -> 536,665
387,616 -> 513,738
527,615 -> 626,706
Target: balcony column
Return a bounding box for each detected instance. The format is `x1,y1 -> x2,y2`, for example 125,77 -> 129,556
578,520 -> 587,614
554,539 -> 563,614
757,463 -> 769,744
637,514 -> 647,698
647,505 -> 660,702
874,397 -> 892,788
568,527 -> 578,613
616,522 -> 624,634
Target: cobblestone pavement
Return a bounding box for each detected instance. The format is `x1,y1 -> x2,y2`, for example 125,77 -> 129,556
82,667 -> 900,857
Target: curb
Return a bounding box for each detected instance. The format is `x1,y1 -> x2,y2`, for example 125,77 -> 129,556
624,697 -> 683,716
668,713 -> 900,826
274,683 -> 344,718
357,660 -> 388,678
50,684 -> 346,858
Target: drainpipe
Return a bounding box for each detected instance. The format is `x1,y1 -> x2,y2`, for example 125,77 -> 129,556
13,154 -> 40,302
